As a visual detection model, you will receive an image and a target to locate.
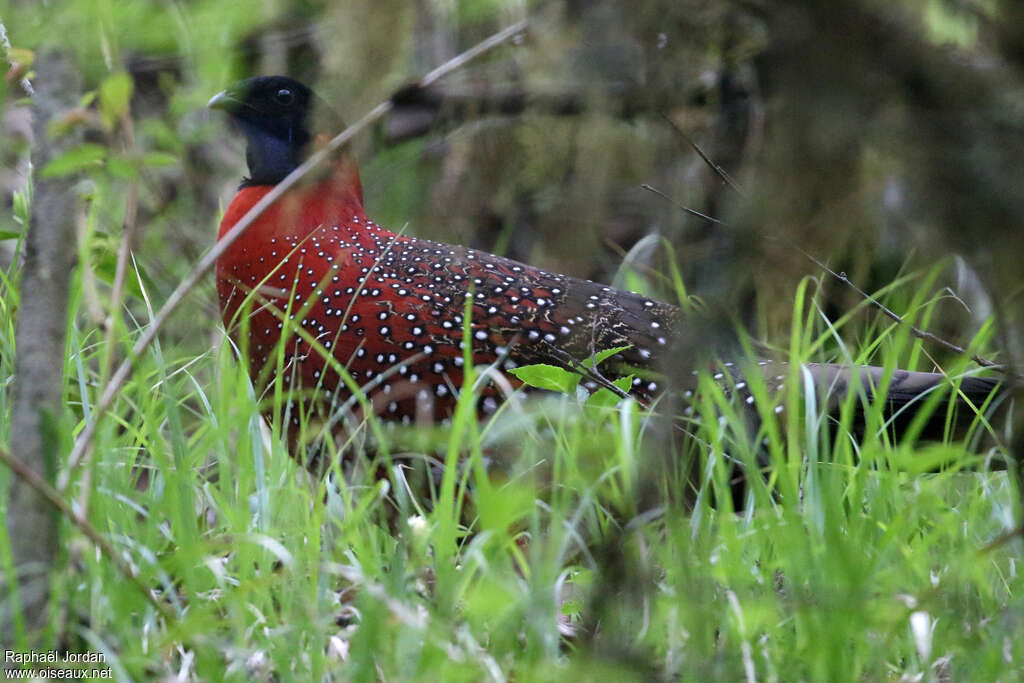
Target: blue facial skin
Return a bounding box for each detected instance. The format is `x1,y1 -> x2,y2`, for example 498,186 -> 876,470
239,117 -> 307,187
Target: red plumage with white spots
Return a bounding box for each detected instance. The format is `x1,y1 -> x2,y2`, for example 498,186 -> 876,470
210,76 -> 999,468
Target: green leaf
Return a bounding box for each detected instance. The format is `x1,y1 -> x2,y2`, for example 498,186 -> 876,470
586,388 -> 618,410
583,344 -> 633,368
509,364 -> 580,395
585,375 -> 634,410
140,119 -> 183,152
90,238 -> 151,301
571,568 -> 595,588
6,47 -> 33,67
0,230 -> 20,241
106,156 -> 139,180
586,376 -> 632,410
39,143 -> 106,178
141,151 -> 178,167
12,190 -> 29,225
99,71 -> 133,127
613,376 -> 633,393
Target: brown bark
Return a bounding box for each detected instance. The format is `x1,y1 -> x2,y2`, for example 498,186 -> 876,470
3,51 -> 81,648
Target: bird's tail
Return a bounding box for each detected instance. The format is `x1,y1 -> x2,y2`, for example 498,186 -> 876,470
716,358 -> 1003,444
737,361 -> 1002,441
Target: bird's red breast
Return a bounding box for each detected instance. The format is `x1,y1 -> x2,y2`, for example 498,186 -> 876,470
216,159 -> 364,361
214,157 -> 536,437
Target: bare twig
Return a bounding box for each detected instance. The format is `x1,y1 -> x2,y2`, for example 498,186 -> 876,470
0,447 -> 172,618
660,112 -> 744,196
417,20 -> 527,89
78,109 -> 141,514
640,183 -> 723,225
100,110 -> 140,384
798,247 -> 1010,375
63,18 -> 529,487
980,524 -> 1024,553
542,344 -> 633,402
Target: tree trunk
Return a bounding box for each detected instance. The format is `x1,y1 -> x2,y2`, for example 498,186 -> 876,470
3,50 -> 81,650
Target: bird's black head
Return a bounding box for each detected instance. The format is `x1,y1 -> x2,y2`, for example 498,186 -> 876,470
209,76 -> 338,187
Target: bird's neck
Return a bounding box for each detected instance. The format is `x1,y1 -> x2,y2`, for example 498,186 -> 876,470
319,155 -> 364,208
219,156 -> 367,243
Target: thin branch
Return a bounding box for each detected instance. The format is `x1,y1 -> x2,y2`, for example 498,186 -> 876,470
63,18 -> 529,488
541,343 -> 633,402
980,524 -> 1024,553
100,110 -> 140,385
417,20 -> 527,90
640,183 -> 724,225
660,112 -> 744,196
0,447 -> 173,618
80,109 -> 140,515
797,247 -> 1012,376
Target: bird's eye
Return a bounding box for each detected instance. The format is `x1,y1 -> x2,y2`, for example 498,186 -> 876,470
275,88 -> 294,105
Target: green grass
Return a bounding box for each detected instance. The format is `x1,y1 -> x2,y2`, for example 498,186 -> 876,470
1,233 -> 1020,681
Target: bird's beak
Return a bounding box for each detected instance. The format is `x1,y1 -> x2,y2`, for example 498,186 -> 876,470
207,90 -> 234,111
